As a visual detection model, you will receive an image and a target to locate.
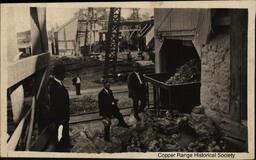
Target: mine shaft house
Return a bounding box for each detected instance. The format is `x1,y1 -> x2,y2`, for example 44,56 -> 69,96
149,9 -> 248,151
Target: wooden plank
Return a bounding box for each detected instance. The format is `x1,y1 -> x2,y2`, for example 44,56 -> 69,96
155,37 -> 164,73
26,67 -> 49,150
230,10 -> 248,121
7,52 -> 50,87
36,8 -> 48,52
25,97 -> 35,150
30,7 -> 48,55
160,30 -> 195,38
30,8 -> 42,55
7,108 -> 31,151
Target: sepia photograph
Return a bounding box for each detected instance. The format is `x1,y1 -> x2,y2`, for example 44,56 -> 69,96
0,1 -> 255,159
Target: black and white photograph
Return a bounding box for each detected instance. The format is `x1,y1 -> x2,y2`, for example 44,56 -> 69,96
0,1 -> 255,159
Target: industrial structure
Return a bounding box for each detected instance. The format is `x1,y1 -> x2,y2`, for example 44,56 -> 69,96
52,8 -> 154,78
150,8 -> 248,151
5,7 -> 249,153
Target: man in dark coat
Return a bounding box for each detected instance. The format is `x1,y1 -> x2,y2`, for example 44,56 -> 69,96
98,80 -> 129,141
72,73 -> 81,95
49,62 -> 71,152
127,63 -> 147,121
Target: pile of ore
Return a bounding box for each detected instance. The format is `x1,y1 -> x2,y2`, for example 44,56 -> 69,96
123,108 -> 227,152
123,110 -> 191,152
186,105 -> 227,152
188,105 -> 218,137
166,59 -> 200,84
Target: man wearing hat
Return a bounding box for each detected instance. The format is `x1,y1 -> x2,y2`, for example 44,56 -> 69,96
127,63 -> 147,121
98,80 -> 130,141
49,62 -> 71,152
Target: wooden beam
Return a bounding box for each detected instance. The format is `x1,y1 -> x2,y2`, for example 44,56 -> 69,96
155,37 -> 163,73
7,52 -> 50,87
230,10 -> 248,121
30,7 -> 48,55
7,108 -> 31,151
36,8 -> 48,52
119,20 -> 153,26
160,30 -> 195,38
25,97 -> 35,150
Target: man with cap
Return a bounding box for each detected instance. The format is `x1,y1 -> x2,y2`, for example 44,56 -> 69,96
49,62 -> 71,152
98,80 -> 130,141
127,63 -> 147,121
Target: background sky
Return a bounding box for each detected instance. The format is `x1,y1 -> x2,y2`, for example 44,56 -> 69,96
13,6 -> 153,33
47,8 -> 154,30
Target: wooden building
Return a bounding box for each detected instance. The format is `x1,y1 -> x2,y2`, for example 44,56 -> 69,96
54,15 -> 78,56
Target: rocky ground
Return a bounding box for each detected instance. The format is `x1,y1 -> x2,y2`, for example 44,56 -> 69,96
69,106 -> 229,153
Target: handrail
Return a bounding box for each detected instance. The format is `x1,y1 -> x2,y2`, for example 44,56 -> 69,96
25,97 -> 35,150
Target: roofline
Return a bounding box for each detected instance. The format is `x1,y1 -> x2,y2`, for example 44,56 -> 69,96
54,14 -> 79,33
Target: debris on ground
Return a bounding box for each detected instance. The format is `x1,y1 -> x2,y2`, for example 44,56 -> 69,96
70,107 -> 227,153
188,105 -> 218,137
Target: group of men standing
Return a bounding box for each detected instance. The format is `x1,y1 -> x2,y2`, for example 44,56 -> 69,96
47,62 -> 147,151
98,63 -> 147,141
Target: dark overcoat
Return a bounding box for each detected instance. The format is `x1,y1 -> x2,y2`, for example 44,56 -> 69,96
98,89 -> 119,118
127,72 -> 146,98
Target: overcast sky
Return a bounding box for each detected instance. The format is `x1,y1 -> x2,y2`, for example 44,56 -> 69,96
13,6 -> 153,33
47,8 -> 154,30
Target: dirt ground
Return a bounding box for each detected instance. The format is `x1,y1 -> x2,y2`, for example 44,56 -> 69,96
63,65 -> 126,91
69,91 -> 133,115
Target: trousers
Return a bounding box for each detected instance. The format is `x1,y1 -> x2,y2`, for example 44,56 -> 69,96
75,84 -> 80,95
132,96 -> 146,120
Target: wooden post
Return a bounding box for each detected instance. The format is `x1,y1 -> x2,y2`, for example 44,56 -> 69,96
26,7 -> 49,150
30,7 -> 48,55
230,9 -> 248,122
154,37 -> 163,73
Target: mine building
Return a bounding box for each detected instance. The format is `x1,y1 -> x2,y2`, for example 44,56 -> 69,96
149,9 -> 247,150
4,6 -> 250,154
